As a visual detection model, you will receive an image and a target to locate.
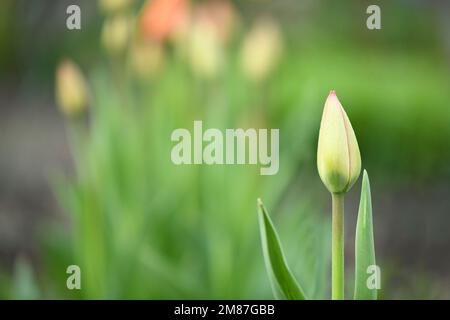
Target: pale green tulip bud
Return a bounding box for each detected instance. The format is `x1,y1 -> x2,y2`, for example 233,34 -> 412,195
317,91 -> 361,194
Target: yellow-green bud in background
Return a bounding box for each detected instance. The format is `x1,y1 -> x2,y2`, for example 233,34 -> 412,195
101,14 -> 133,56
187,19 -> 223,79
55,59 -> 89,117
240,17 -> 283,83
317,91 -> 361,194
99,0 -> 133,15
131,39 -> 165,79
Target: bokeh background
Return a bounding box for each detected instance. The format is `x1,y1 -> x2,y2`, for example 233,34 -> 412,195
1,0 -> 450,299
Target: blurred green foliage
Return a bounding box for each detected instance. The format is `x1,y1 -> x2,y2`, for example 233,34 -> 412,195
0,0 -> 449,299
44,58 -> 330,298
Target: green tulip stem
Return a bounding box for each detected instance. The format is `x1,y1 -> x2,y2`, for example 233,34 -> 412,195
332,193 -> 345,300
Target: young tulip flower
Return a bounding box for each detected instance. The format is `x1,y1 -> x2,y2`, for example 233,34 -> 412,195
317,91 -> 361,299
187,19 -> 223,79
99,0 -> 133,15
55,59 -> 89,118
241,17 -> 283,83
317,91 -> 361,194
101,14 -> 133,56
131,39 -> 165,79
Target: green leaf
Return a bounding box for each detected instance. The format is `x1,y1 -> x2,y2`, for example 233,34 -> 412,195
12,256 -> 40,300
257,199 -> 307,300
354,170 -> 378,300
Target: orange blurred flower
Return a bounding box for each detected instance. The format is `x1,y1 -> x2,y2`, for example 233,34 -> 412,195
139,0 -> 190,42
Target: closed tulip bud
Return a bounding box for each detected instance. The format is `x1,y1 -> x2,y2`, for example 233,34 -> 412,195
317,91 -> 361,194
241,17 -> 283,83
99,0 -> 133,15
194,0 -> 238,45
55,59 -> 88,117
101,15 -> 133,56
187,19 -> 223,79
131,39 -> 165,79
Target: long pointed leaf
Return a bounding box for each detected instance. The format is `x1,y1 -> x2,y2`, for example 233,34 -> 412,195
257,198 -> 307,300
354,170 -> 378,300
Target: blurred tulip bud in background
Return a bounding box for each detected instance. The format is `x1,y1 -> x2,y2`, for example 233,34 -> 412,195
317,91 -> 361,194
184,0 -> 240,79
241,17 -> 283,83
194,0 -> 238,45
187,18 -> 223,79
131,38 -> 165,79
99,0 -> 133,15
101,14 -> 134,56
55,59 -> 89,118
139,0 -> 190,43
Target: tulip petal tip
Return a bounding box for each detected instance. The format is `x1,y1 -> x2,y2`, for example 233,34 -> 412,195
257,198 -> 263,207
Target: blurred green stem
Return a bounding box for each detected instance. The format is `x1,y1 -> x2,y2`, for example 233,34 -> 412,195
332,193 -> 344,300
